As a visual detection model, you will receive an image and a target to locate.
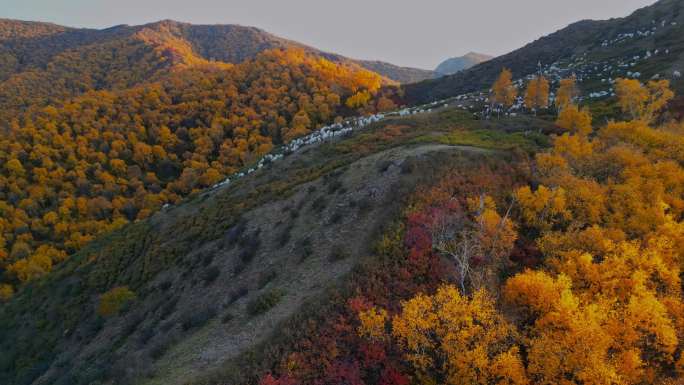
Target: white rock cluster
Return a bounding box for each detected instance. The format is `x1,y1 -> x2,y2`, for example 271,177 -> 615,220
601,19 -> 678,48
205,102 -> 444,193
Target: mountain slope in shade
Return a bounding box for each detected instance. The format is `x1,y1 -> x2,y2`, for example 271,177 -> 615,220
132,20 -> 435,83
0,18 -> 432,120
434,52 -> 493,75
404,0 -> 684,104
0,18 -> 431,80
355,59 -> 435,83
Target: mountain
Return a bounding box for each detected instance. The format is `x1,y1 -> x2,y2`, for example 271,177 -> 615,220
0,104 -> 552,385
3,2 -> 684,385
0,19 -> 428,384
0,18 -> 431,121
354,59 -> 436,83
0,18 -> 432,82
434,52 -> 493,75
404,0 -> 684,104
0,46 -> 400,295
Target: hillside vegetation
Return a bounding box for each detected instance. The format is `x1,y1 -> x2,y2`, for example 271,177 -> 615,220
404,0 -> 684,103
0,48 -> 395,294
3,2 -> 684,385
0,18 -> 430,122
0,106 -> 548,385
245,78 -> 684,385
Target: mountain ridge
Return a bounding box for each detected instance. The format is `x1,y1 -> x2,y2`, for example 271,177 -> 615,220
0,17 -> 434,125
434,51 -> 493,75
404,0 -> 684,103
0,18 -> 434,83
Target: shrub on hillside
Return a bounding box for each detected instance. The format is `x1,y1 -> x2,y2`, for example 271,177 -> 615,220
247,289 -> 285,316
180,306 -> 217,331
329,247 -> 350,261
258,271 -> 277,289
97,286 -> 136,317
203,266 -> 221,285
311,196 -> 327,212
297,237 -> 313,262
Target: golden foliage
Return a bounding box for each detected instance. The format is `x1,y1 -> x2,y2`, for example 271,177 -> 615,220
506,239 -> 682,384
506,79 -> 684,384
515,185 -> 570,230
390,286 -> 527,385
556,104 -> 592,136
357,307 -> 388,341
0,48 -> 385,291
367,80 -> 684,385
555,76 -> 578,111
345,90 -> 372,109
524,76 -> 550,111
492,68 -> 518,108
0,283 -> 13,301
97,286 -> 137,317
615,78 -> 674,123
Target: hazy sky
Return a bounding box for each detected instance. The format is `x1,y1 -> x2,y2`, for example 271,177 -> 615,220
1,0 -> 657,69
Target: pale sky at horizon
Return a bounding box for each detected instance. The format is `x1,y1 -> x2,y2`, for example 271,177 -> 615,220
1,0 -> 658,69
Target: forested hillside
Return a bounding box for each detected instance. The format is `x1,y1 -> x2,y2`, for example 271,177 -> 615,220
3,2 -> 684,385
249,76 -> 684,385
0,48 -> 395,297
0,99 -> 550,385
0,18 -> 430,122
5,71 -> 683,385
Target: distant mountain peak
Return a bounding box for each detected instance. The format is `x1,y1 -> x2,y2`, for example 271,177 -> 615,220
435,52 -> 493,75
464,51 -> 492,59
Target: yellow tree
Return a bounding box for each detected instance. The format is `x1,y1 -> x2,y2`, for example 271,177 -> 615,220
5,158 -> 25,177
555,76 -> 578,111
345,90 -> 372,109
0,283 -> 13,301
505,240 -> 682,384
524,75 -> 550,113
615,78 -> 649,121
360,286 -> 528,385
645,80 -> 675,120
491,68 -> 518,116
515,185 -> 570,231
97,286 -> 137,317
283,110 -> 312,142
556,104 -> 593,136
615,78 -> 674,123
506,82 -> 684,383
504,271 -> 621,384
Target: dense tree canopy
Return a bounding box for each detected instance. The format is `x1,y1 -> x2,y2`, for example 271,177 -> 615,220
0,48 -> 386,292
508,80 -> 684,383
346,79 -> 684,385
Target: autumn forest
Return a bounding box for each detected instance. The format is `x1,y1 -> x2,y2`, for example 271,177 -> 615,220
0,47 -> 392,295
2,2 -> 684,385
